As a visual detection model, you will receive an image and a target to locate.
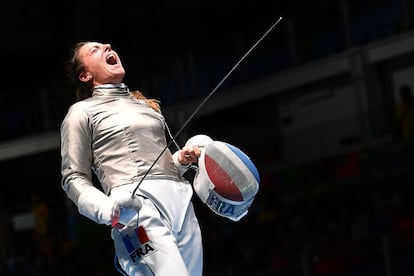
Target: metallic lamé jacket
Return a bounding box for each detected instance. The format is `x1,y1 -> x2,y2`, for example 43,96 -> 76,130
60,83 -> 184,203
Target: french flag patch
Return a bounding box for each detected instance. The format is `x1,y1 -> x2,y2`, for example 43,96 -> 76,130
122,226 -> 157,263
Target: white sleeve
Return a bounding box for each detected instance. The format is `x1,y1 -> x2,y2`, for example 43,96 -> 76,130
172,150 -> 191,175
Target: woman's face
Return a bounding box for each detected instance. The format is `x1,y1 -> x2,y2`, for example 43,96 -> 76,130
78,42 -> 125,86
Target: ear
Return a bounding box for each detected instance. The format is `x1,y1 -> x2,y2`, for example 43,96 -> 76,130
79,72 -> 92,83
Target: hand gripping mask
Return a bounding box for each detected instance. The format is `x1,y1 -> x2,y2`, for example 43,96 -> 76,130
193,141 -> 260,221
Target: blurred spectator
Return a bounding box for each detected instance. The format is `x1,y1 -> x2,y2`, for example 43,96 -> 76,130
395,85 -> 414,140
31,194 -> 49,241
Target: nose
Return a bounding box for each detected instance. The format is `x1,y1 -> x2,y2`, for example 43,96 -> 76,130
103,44 -> 112,52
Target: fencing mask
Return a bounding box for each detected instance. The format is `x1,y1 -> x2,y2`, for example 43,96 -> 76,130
188,137 -> 260,221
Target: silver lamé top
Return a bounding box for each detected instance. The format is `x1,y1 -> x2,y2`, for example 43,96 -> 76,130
60,83 -> 183,198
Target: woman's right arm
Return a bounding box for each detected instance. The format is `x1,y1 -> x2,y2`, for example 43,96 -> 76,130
60,105 -> 119,226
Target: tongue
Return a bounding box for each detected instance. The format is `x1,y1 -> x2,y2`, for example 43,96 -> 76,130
107,56 -> 116,65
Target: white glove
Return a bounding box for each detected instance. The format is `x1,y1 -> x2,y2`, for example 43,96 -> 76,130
76,185 -> 120,226
110,186 -> 142,226
113,188 -> 142,211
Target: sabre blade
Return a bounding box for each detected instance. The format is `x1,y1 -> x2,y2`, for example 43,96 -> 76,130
132,16 -> 284,196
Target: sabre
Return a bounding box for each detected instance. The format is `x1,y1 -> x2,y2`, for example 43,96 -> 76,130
132,16 -> 283,196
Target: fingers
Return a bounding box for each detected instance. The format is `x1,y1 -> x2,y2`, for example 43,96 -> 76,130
180,145 -> 201,164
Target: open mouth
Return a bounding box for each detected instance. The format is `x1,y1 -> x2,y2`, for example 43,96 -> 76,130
106,54 -> 117,65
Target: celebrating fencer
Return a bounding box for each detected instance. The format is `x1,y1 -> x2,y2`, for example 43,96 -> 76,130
60,41 -> 259,276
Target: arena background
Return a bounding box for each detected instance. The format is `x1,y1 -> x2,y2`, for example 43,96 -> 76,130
1,0 -> 414,275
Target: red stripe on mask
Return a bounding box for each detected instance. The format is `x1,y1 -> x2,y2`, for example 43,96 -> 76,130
205,154 -> 243,201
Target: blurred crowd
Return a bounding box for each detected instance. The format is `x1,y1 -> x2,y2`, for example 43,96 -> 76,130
2,137 -> 414,276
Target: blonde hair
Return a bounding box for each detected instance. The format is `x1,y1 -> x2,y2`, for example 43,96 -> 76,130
130,90 -> 161,113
